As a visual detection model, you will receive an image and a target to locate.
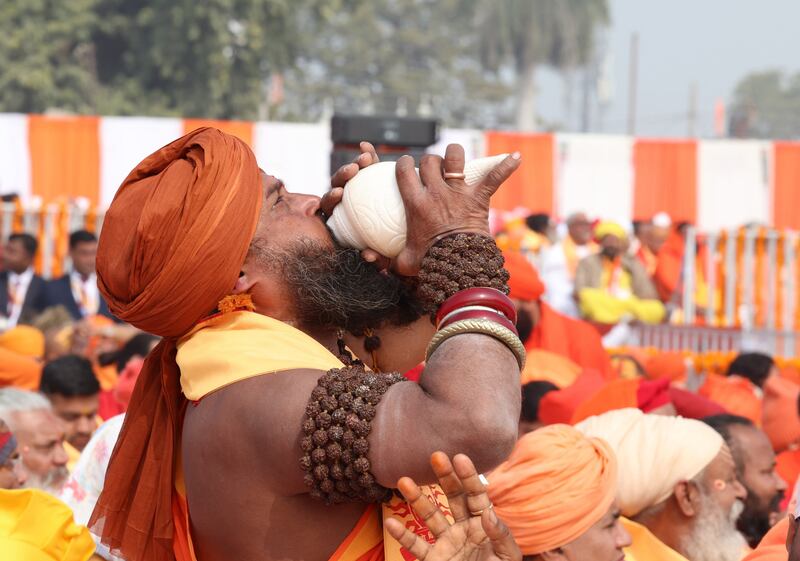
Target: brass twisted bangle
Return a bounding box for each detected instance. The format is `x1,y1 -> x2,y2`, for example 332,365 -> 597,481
426,318 -> 526,369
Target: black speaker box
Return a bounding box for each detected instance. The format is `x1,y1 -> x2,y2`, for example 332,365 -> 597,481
331,115 -> 439,147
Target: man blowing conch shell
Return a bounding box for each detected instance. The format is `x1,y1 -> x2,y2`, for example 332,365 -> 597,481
89,128 -> 526,561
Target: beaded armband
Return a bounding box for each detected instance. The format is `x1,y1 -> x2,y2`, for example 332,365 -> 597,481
300,364 -> 405,504
417,233 -> 509,317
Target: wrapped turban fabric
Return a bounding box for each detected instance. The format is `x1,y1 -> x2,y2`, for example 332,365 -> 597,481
0,326 -> 45,359
571,378 -> 672,424
504,250 -> 545,302
88,128 -> 263,561
487,425 -> 617,555
538,369 -> 606,425
576,408 -> 724,518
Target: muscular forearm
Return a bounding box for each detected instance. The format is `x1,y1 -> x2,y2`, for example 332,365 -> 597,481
369,332 -> 520,486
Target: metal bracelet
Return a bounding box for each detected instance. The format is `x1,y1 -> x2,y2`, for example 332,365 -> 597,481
426,318 -> 526,369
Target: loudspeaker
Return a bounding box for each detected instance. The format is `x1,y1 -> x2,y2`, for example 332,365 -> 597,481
331,115 -> 439,147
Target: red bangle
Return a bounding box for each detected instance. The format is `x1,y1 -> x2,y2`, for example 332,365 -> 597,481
438,309 -> 519,337
435,287 -> 517,326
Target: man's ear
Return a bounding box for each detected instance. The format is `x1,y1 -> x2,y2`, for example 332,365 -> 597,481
673,480 -> 700,517
538,548 -> 568,561
233,273 -> 257,294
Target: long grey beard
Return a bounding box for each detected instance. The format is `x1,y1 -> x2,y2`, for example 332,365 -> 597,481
24,466 -> 69,495
680,493 -> 746,561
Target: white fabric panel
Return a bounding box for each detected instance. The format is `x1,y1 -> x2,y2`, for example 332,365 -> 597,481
0,114 -> 31,201
556,133 -> 634,225
427,128 -> 485,161
698,140 -> 770,231
254,122 -> 331,198
100,117 -> 182,207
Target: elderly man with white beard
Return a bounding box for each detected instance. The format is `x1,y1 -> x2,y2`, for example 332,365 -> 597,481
0,388 -> 70,495
577,408 -> 748,561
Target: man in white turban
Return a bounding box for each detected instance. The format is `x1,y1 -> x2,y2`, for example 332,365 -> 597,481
576,408 -> 747,561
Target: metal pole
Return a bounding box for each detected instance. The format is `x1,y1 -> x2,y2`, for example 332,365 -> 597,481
627,33 -> 639,136
766,231 -> 778,330
785,233 -> 797,356
742,228 -> 756,329
42,206 -> 55,280
705,232 -> 718,326
0,202 -> 13,242
724,231 -> 737,327
682,227 -> 697,325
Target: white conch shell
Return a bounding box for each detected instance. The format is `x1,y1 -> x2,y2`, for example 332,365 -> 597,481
327,154 -> 509,258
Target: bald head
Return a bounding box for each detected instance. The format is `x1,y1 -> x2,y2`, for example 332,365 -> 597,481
567,212 -> 592,245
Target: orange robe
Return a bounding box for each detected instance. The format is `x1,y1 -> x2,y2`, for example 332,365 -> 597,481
528,302 -> 614,380
777,448 -> 800,504
699,374 -> 762,425
622,518 -> 689,561
742,517 -> 789,561
521,350 -> 582,388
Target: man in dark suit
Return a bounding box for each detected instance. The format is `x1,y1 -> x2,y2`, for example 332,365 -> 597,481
43,230 -> 116,321
0,233 -> 46,328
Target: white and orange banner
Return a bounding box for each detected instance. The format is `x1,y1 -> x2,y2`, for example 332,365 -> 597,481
2,113 -> 800,230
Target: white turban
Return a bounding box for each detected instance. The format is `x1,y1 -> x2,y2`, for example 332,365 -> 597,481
575,408 -> 723,518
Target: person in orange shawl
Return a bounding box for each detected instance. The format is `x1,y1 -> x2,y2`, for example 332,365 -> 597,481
699,372 -> 763,425
487,424 -> 631,561
762,376 -> 800,509
504,250 -> 614,381
89,130 -> 525,561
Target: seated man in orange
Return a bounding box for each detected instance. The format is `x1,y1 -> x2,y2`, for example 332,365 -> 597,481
90,130 -> 525,561
575,222 -> 665,325
503,250 -> 613,381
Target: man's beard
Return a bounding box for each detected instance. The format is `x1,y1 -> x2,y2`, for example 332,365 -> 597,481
737,489 -> 784,548
680,490 -> 746,561
24,466 -> 69,495
250,239 -> 424,335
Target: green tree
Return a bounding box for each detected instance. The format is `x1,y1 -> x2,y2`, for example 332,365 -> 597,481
0,0 -> 99,113
729,70 -> 800,139
470,0 -> 610,130
276,0 -> 514,128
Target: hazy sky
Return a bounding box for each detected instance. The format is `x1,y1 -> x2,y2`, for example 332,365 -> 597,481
536,0 -> 800,138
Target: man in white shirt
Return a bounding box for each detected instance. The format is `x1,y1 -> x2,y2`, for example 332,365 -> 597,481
0,233 -> 46,329
43,230 -> 115,321
538,212 -> 597,317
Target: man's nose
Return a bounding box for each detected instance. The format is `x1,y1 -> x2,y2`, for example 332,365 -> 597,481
289,193 -> 321,217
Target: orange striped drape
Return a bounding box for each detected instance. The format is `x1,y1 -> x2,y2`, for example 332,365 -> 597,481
773,142 -> 800,230
183,119 -> 254,148
485,132 -> 554,213
28,115 -> 100,206
633,139 -> 697,223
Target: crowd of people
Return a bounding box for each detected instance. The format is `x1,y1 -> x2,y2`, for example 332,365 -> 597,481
0,129 -> 799,561
496,210 -> 698,327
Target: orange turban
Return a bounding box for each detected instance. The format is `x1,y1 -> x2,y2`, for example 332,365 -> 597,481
571,378 -> 672,424
0,326 -> 45,359
644,352 -> 687,383
487,425 -> 617,555
90,128 -> 262,561
520,349 -> 581,388
762,375 -> 800,452
0,348 -> 42,390
699,373 -> 762,425
503,251 -> 545,301
538,369 -> 605,425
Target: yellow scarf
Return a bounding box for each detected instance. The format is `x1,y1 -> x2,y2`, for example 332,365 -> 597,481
175,310 -> 450,561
